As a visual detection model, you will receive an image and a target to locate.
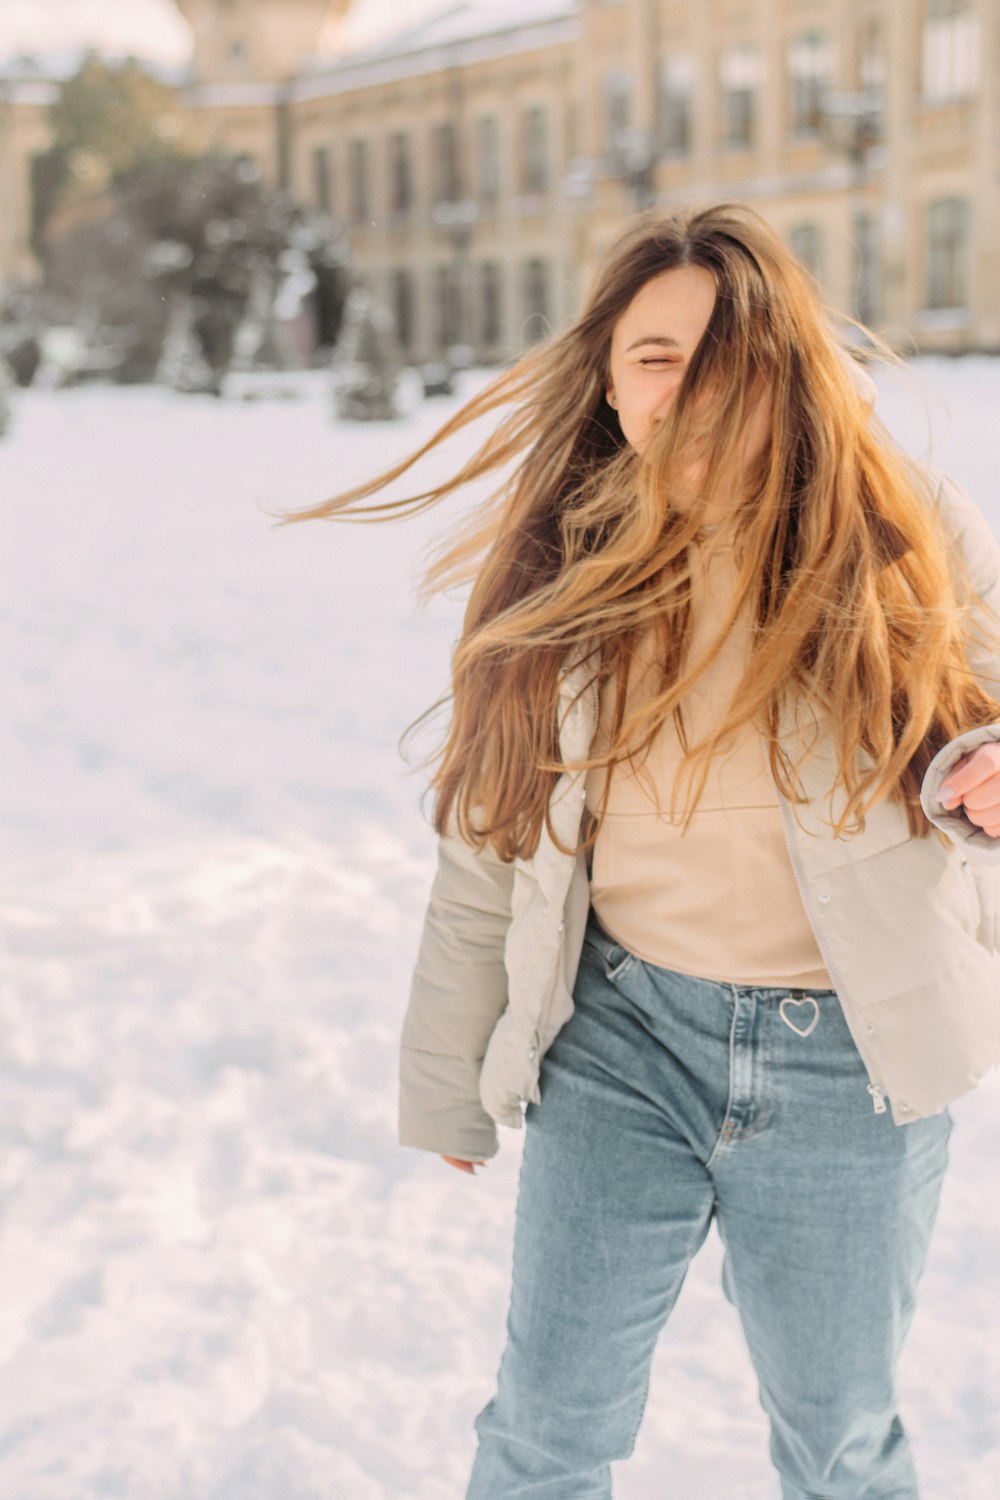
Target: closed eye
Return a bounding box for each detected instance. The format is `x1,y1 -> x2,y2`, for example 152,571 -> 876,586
639,358 -> 679,366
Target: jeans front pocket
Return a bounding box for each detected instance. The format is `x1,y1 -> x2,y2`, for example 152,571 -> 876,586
582,915 -> 636,983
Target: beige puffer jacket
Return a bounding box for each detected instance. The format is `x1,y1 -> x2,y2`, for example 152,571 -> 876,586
398,469 -> 1000,1160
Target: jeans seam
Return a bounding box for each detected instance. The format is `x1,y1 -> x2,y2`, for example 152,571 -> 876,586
620,1218 -> 707,1457
741,997 -> 775,1139
705,987 -> 740,1170
624,1357 -> 652,1456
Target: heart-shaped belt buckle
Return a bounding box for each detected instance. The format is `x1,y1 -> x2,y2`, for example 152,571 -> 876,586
779,993 -> 820,1038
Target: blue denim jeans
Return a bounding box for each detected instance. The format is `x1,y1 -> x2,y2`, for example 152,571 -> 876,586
466,909 -> 953,1499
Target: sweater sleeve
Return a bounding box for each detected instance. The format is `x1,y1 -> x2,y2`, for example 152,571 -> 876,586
398,819 -> 515,1160
919,470 -> 1000,865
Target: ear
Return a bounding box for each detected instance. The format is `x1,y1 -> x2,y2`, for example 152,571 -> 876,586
605,387 -> 617,408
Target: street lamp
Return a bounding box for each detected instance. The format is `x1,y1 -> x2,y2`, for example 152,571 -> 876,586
430,197 -> 479,366
609,126 -> 659,212
561,157 -> 597,202
821,89 -> 882,166
820,90 -> 883,326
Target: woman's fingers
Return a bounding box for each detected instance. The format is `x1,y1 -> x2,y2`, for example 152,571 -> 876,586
440,1154 -> 487,1174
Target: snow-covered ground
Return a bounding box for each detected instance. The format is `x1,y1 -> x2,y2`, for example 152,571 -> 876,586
1,357 -> 998,1499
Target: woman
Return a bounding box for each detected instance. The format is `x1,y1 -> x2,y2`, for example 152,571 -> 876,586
277,203 -> 1000,1497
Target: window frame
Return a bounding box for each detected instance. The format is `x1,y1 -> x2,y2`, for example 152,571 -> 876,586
719,42 -> 761,150
925,196 -> 971,310
787,30 -> 833,137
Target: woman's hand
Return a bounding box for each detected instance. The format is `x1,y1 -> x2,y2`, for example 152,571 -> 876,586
939,742 -> 1000,837
441,1155 -> 487,1175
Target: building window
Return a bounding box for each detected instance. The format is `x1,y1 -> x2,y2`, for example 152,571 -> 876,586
476,116 -> 500,204
922,0 -> 978,104
565,99 -> 581,164
432,264 -> 463,352
853,211 -> 880,325
788,31 -> 832,135
659,58 -> 693,156
926,197 -> 970,308
520,106 -> 549,195
859,19 -> 885,102
480,261 -> 502,346
720,44 -> 761,149
347,138 -> 370,223
605,70 -> 633,165
522,257 -> 550,343
431,121 -> 461,205
389,131 -> 413,214
789,223 -> 824,283
312,145 -> 332,215
391,269 -> 414,353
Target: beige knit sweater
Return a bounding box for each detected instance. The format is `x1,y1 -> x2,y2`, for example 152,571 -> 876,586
585,531 -> 834,989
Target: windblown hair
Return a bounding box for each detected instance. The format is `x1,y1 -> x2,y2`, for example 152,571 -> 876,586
271,201 -> 1000,861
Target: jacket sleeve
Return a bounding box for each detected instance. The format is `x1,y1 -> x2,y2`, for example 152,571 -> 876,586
398,820 -> 515,1160
919,470 -> 1000,865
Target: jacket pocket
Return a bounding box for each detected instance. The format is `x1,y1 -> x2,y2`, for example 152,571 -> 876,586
814,797 -> 912,872
854,800 -> 913,858
960,855 -> 998,952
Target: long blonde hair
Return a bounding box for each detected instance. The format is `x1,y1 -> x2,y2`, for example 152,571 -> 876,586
270,202 -> 1000,861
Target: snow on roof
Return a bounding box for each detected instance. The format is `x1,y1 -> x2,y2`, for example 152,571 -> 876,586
343,0 -> 578,62
183,79 -> 284,108
0,47 -> 191,87
292,0 -> 578,100
0,3 -> 576,111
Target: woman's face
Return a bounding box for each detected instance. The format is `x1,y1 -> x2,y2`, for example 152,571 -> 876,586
605,263 -> 718,454
605,262 -> 772,502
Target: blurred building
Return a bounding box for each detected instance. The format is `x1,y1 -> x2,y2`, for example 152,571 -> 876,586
2,0 -> 998,359
0,54 -> 62,286
0,48 -> 191,290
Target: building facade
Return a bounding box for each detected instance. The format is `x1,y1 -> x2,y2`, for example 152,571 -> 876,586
0,58 -> 61,287
2,0 -> 998,358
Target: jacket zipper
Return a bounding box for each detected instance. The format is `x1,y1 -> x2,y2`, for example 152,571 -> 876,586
526,672 -> 603,1105
768,764 -> 889,1115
